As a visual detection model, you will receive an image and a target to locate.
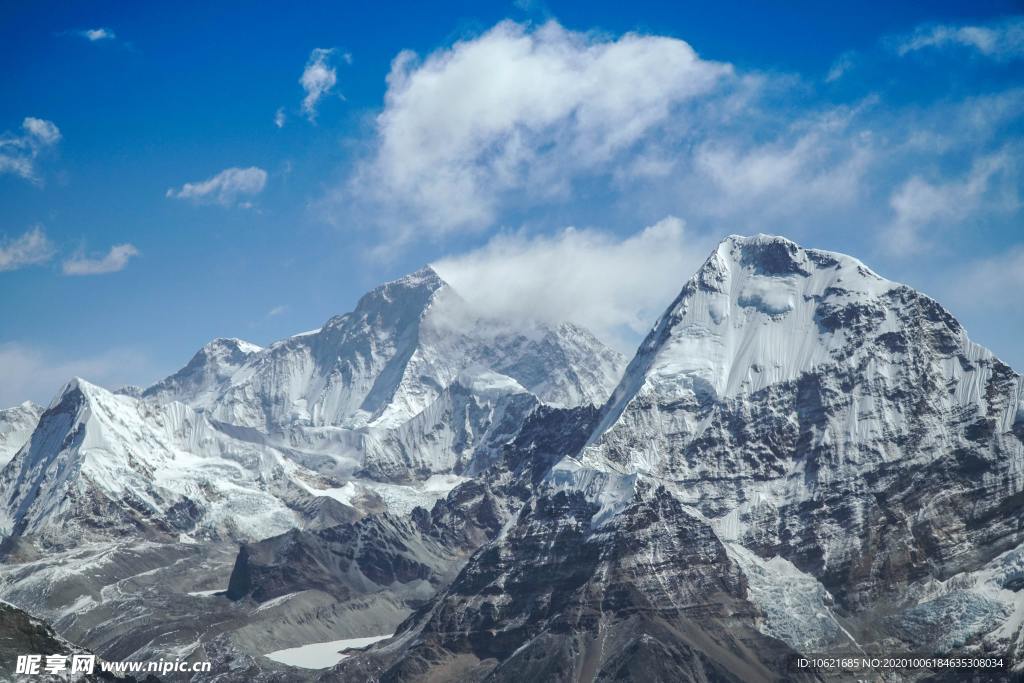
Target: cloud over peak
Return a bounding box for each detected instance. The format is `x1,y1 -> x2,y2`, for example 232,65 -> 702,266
166,166 -> 268,206
433,216 -> 708,350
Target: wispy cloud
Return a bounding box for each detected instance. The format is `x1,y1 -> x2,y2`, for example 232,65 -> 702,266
301,48 -> 344,121
79,27 -> 116,42
826,51 -> 856,82
266,305 -> 287,318
0,117 -> 61,183
894,16 -> 1024,61
62,244 -> 139,276
0,226 -> 55,272
885,150 -> 1018,254
433,216 -> 710,350
274,107 -> 286,128
166,166 -> 267,207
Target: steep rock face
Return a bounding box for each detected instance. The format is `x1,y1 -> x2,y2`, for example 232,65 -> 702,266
561,235 -> 1024,648
332,488 -> 814,683
0,400 -> 42,469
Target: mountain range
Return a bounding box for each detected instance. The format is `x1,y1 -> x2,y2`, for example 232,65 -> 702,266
0,235 -> 1021,682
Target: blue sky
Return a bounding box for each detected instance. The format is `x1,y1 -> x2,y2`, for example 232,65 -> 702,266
1,0 -> 1022,405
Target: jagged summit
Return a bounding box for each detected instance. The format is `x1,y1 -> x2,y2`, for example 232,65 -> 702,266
710,233 -> 883,279
327,265 -> 448,328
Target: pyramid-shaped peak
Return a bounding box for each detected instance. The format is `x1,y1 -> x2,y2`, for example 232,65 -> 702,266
46,376 -> 105,412
352,265 -> 449,316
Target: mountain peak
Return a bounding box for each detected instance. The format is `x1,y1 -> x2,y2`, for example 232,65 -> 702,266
202,337 -> 263,356
587,236 -> 979,449
338,265 -> 451,331
57,377 -> 98,399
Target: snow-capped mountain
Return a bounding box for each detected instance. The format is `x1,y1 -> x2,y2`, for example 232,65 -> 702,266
359,369 -> 541,480
0,400 -> 42,469
338,235 -> 1024,680
0,264 -> 626,549
0,264 -> 628,673
144,267 -> 624,433
560,235 -> 1024,657
0,377 -> 319,547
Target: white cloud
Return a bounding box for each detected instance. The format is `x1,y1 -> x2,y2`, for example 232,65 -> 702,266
0,117 -> 61,183
266,305 -> 287,318
0,342 -> 155,407
62,244 -> 139,276
693,104 -> 873,223
22,117 -> 61,145
345,20 -> 732,237
301,48 -> 339,120
274,107 -> 286,128
433,216 -> 710,350
0,226 -> 55,272
885,151 -> 1018,253
79,27 -> 116,42
896,16 -> 1024,61
166,166 -> 268,206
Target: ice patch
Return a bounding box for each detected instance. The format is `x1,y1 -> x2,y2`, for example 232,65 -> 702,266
264,633 -> 393,669
893,591 -> 1012,653
727,543 -> 854,652
307,474 -> 468,516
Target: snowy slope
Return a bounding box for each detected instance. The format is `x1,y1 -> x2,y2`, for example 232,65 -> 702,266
359,369 -> 540,480
143,337 -> 263,410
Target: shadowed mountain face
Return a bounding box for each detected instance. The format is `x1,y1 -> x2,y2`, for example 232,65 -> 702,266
1,237 -> 1022,683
